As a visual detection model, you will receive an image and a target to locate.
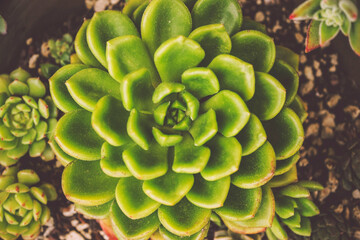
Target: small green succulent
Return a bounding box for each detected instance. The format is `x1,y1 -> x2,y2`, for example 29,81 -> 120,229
49,0 -> 316,239
0,165 -> 57,240
48,33 -> 74,66
0,68 -> 58,166
265,181 -> 323,239
290,0 -> 360,55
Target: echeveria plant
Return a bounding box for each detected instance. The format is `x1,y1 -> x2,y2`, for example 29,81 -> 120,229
49,0 -> 312,238
290,0 -> 360,55
0,166 -> 57,240
48,33 -> 74,66
0,68 -> 57,167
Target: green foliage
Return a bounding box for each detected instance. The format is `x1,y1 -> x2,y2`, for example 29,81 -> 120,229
266,181 -> 323,239
48,33 -> 74,66
0,14 -> 7,35
0,68 -> 58,166
49,0 -> 318,239
0,166 -> 57,240
290,0 -> 360,55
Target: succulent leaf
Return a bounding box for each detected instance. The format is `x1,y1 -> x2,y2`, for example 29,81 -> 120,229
275,152 -> 300,176
55,109 -> 103,160
186,174 -> 230,209
247,72 -> 286,121
141,0 -> 192,56
92,96 -> 130,146
107,36 -> 159,85
189,24 -> 232,66
143,170 -> 194,206
62,160 -> 118,206
66,68 -> 121,111
49,64 -> 87,113
158,198 -> 211,236
87,11 -> 139,68
75,20 -> 103,68
181,67 -> 220,99
222,187 -> 275,228
201,90 -> 250,137
268,165 -> 298,188
208,54 -> 255,101
154,36 -> 205,83
0,14 -> 6,35
339,0 -> 358,21
75,200 -> 113,219
192,0 -> 242,35
289,0 -> 322,20
231,141 -> 276,189
159,223 -> 209,240
263,108 -> 304,160
269,60 -> 299,106
115,177 -> 160,219
231,30 -> 276,73
215,185 -> 262,221
101,142 -> 132,178
319,21 -> 340,46
350,17 -> 360,55
123,142 -> 168,180
110,202 -> 160,239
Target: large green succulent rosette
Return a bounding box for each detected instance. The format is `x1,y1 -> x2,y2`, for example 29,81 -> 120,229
50,0 -> 308,239
0,68 -> 57,167
0,166 -> 57,240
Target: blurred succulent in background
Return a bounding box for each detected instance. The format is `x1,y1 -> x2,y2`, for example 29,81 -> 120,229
311,210 -> 352,240
0,68 -> 57,167
39,63 -> 60,80
0,166 -> 57,240
341,143 -> 360,191
265,181 -> 323,239
0,14 -> 7,35
49,0 -> 316,239
48,33 -> 74,66
290,0 -> 360,56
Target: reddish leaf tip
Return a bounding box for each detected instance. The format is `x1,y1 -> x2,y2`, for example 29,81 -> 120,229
289,13 -> 296,20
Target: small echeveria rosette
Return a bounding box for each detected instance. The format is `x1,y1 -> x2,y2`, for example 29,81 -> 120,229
0,166 -> 57,240
0,68 -> 58,167
49,0 -> 311,239
290,0 -> 360,55
264,181 -> 323,239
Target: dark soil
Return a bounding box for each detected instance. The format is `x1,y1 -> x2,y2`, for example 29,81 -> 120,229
8,0 -> 360,239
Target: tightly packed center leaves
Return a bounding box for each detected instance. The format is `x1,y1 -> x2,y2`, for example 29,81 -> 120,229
49,0 -> 310,239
